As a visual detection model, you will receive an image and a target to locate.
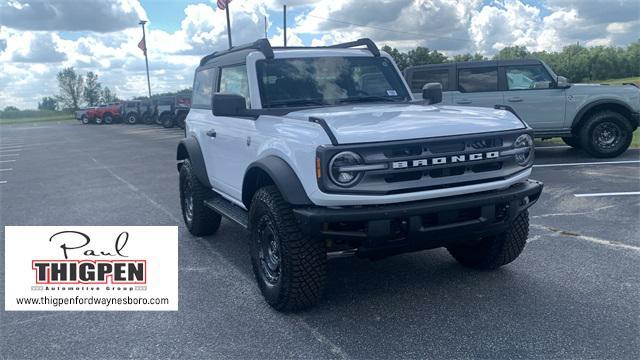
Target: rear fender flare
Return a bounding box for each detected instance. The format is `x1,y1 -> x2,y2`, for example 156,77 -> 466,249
176,137 -> 211,188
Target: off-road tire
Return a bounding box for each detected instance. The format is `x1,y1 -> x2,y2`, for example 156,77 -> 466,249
176,113 -> 186,129
126,113 -> 138,125
561,136 -> 581,148
249,186 -> 327,311
579,111 -> 632,158
179,159 -> 222,236
103,114 -> 113,124
81,116 -> 89,125
161,113 -> 174,128
447,210 -> 529,270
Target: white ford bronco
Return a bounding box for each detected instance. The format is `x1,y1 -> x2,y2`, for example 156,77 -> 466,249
177,39 -> 543,311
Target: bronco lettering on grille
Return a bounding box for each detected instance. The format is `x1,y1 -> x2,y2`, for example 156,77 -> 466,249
392,151 -> 500,169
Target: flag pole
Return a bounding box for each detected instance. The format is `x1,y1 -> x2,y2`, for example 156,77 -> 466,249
225,3 -> 232,49
283,5 -> 287,47
139,20 -> 151,98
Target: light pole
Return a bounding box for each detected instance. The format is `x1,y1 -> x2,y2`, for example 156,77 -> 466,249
139,20 -> 151,98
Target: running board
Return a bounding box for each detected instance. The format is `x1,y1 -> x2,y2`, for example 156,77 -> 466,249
204,196 -> 249,229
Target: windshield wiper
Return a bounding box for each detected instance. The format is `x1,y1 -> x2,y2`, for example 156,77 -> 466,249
266,99 -> 325,108
338,96 -> 401,104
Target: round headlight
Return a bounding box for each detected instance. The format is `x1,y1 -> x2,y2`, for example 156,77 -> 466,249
329,151 -> 363,187
513,134 -> 534,166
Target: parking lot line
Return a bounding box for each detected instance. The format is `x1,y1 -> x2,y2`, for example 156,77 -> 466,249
0,154 -> 19,157
0,160 -> 16,163
574,192 -> 640,197
0,168 -> 12,171
0,181 -> 6,184
0,149 -> 21,152
534,160 -> 640,168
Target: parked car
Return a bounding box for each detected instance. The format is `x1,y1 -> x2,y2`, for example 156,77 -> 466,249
94,102 -> 123,124
158,95 -> 191,128
83,106 -> 102,124
404,59 -> 640,157
75,108 -> 88,123
122,100 -> 142,124
177,38 -> 543,311
139,100 -> 158,125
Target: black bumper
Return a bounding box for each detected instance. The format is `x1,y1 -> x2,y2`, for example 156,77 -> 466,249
293,180 -> 543,256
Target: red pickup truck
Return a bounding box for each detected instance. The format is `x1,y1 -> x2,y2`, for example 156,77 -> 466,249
82,103 -> 123,124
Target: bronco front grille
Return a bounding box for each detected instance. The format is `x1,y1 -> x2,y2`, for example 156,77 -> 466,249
317,131 -> 527,195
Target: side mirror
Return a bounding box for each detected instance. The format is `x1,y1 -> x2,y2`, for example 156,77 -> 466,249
556,76 -> 570,89
212,93 -> 247,117
422,82 -> 442,105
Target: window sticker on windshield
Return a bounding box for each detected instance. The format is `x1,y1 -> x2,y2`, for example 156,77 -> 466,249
386,90 -> 398,96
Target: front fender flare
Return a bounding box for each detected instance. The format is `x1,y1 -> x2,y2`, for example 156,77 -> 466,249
177,137 -> 212,188
243,156 -> 313,206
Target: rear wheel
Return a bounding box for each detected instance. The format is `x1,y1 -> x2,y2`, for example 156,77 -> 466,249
95,117 -> 103,125
179,159 -> 222,236
81,116 -> 89,125
579,111 -> 632,158
176,113 -> 186,129
249,186 -> 327,311
447,211 -> 529,270
161,113 -> 174,128
103,114 -> 113,124
561,136 -> 581,148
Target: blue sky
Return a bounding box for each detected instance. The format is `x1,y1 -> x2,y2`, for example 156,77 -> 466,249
1,0 -> 638,108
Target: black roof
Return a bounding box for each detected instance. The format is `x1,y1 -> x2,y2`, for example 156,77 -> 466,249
198,38 -> 381,68
407,58 -> 543,71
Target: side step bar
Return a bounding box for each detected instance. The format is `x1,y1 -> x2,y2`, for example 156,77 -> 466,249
203,196 -> 249,229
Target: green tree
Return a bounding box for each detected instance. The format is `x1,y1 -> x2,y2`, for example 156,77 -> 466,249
451,53 -> 487,62
407,47 -> 447,66
83,71 -> 102,106
38,97 -> 58,111
3,106 -> 19,112
100,87 -> 118,103
56,67 -> 84,110
494,46 -> 530,60
381,45 -> 410,70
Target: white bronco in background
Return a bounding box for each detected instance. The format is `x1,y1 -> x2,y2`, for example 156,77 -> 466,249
177,39 -> 543,311
404,59 -> 640,158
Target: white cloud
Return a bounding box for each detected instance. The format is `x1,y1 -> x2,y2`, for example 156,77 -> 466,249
0,0 -> 638,109
0,0 -> 147,32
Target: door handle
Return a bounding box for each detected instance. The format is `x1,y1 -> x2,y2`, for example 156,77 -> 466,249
206,129 -> 217,138
507,97 -> 523,102
456,99 -> 472,104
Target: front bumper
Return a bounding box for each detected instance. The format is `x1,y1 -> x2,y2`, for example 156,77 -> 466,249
293,180 -> 543,257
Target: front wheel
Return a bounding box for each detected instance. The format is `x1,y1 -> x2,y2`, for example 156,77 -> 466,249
447,210 -> 529,270
126,113 -> 138,124
249,186 -> 327,311
95,117 -> 103,125
161,113 -> 174,128
579,111 -> 632,158
81,116 -> 89,125
179,159 -> 222,236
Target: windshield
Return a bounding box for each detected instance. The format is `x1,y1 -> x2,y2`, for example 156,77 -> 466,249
256,56 -> 410,108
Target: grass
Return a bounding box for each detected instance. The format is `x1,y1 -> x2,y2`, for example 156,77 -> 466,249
0,114 -> 75,125
591,76 -> 640,85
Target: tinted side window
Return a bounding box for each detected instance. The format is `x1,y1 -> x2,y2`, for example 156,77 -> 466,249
506,65 -> 553,90
220,65 -> 250,107
192,68 -> 215,108
458,67 -> 498,92
410,69 -> 449,92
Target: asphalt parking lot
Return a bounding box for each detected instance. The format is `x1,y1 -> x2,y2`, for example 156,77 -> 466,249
1,121 -> 639,359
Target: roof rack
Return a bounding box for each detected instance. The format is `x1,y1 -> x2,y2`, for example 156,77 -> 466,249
199,38 -> 381,66
328,38 -> 380,56
199,39 -> 275,66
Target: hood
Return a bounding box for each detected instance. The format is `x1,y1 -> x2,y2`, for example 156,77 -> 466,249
284,103 -> 526,144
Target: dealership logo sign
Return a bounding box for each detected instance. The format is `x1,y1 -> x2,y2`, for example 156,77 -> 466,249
5,226 -> 178,311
